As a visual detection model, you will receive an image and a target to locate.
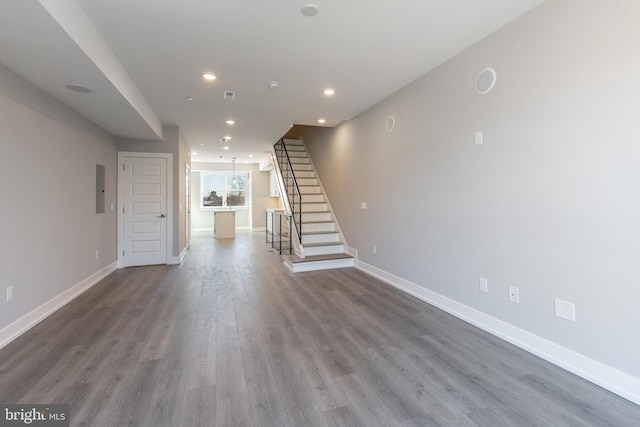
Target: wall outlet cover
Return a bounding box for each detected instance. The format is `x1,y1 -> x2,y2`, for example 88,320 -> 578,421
475,131 -> 483,145
479,277 -> 488,293
508,285 -> 519,303
555,299 -> 576,322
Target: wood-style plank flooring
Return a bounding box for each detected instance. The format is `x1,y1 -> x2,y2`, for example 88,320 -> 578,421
1,231 -> 639,426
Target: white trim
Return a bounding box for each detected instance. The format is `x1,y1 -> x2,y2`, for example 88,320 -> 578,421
0,262 -> 117,350
354,258 -> 640,406
170,246 -> 189,265
285,257 -> 354,273
252,227 -> 267,232
347,245 -> 358,258
117,152 -> 173,268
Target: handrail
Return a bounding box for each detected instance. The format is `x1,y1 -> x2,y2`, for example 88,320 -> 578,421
274,138 -> 303,245
265,211 -> 292,255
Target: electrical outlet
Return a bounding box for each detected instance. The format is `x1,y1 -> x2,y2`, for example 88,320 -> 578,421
6,286 -> 13,302
508,286 -> 519,303
372,245 -> 377,254
479,277 -> 488,293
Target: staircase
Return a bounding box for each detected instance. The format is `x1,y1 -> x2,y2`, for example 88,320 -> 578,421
273,138 -> 354,272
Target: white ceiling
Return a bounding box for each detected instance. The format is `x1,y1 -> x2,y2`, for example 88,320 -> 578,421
0,0 -> 543,163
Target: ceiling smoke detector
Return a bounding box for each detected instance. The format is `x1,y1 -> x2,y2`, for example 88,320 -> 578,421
301,3 -> 319,16
223,90 -> 235,100
268,81 -> 280,90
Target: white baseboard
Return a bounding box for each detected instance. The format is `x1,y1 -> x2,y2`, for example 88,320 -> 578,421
252,227 -> 267,232
347,245 -> 358,258
0,262 -> 118,350
170,246 -> 188,265
354,259 -> 640,406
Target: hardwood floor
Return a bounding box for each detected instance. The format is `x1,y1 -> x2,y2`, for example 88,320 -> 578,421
1,231 -> 639,426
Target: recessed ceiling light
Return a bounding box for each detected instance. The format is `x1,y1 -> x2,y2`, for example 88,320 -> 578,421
225,120 -> 236,125
301,3 -> 319,16
186,96 -> 194,101
318,118 -> 326,124
200,143 -> 204,146
268,81 -> 280,90
192,152 -> 198,155
223,146 -> 230,150
248,154 -> 253,158
65,84 -> 92,93
202,72 -> 216,80
323,88 -> 335,96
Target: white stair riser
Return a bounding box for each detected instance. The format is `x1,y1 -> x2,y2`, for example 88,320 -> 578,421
301,203 -> 327,212
289,158 -> 310,164
292,164 -> 313,171
302,194 -> 324,202
286,257 -> 354,273
302,212 -> 332,222
304,244 -> 345,256
295,171 -> 316,178
302,222 -> 336,233
302,233 -> 340,244
284,139 -> 303,145
297,178 -> 317,186
287,152 -> 308,159
299,186 -> 321,194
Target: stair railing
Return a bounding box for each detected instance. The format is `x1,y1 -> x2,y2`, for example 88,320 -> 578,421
273,139 -> 303,245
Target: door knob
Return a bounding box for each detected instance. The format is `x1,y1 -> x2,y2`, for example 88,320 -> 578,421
157,214 -> 166,218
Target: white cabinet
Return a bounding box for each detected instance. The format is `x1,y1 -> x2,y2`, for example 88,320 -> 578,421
269,170 -> 279,197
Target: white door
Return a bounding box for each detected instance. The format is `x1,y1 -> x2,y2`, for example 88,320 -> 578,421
121,155 -> 168,266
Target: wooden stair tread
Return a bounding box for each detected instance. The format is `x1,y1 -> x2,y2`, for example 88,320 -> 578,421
301,230 -> 339,235
302,242 -> 344,248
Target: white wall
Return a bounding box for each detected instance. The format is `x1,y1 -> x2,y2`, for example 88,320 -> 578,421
0,62 -> 117,337
302,0 -> 640,399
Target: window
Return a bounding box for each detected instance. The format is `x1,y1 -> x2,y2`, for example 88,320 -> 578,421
201,171 -> 249,208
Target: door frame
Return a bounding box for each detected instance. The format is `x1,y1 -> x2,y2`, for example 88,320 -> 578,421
185,162 -> 191,249
117,151 -> 174,268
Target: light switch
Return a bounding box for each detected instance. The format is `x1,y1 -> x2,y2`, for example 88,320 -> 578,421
360,202 -> 367,211
475,131 -> 483,145
479,277 -> 488,293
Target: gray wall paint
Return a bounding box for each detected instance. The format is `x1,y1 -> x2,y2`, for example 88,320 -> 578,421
0,62 -> 117,330
117,125 -> 191,257
304,0 -> 640,379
